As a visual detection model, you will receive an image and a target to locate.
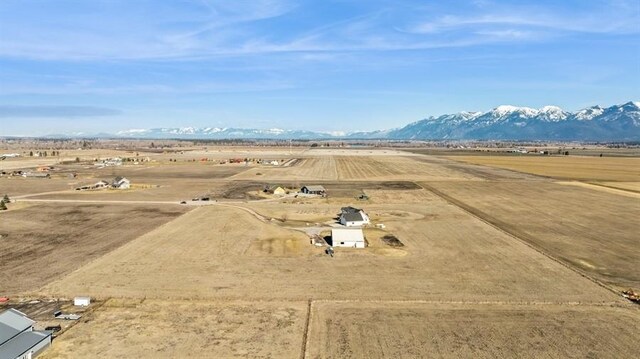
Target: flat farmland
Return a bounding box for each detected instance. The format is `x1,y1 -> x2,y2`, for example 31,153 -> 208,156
39,299 -> 307,359
446,155 -> 640,181
113,162 -> 250,180
0,203 -> 190,294
42,198 -> 619,303
423,181 -> 640,290
231,156 -> 339,181
336,156 -> 479,181
3,146 -> 639,358
307,302 -> 640,358
0,177 -> 77,197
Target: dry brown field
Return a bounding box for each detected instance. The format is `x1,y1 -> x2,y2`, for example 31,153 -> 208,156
42,200 -> 620,303
307,302 -> 640,358
445,155 -> 640,181
0,177 -> 76,196
423,181 -> 640,290
231,156 -> 339,181
2,145 -> 639,358
335,156 -> 478,181
39,299 -> 307,359
0,203 -> 190,295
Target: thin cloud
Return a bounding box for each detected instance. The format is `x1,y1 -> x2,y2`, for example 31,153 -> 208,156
407,4 -> 640,35
0,105 -> 123,118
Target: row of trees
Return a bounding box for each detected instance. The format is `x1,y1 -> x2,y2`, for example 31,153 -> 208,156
29,150 -> 61,157
0,194 -> 10,211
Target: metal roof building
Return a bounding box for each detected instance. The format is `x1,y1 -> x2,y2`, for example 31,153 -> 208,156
0,309 -> 51,359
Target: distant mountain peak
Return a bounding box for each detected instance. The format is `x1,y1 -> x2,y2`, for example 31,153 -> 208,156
491,105 -> 538,117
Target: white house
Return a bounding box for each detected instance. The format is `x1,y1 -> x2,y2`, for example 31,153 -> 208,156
112,176 -> 130,189
339,206 -> 370,227
331,228 -> 366,248
0,308 -> 52,359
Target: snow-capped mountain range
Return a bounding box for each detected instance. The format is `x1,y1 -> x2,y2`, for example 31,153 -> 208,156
58,101 -> 640,141
379,101 -> 640,141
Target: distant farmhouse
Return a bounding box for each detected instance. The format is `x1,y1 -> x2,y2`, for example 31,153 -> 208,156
0,308 -> 52,359
339,206 -> 370,227
331,228 -> 366,248
300,185 -> 326,196
112,176 -> 130,189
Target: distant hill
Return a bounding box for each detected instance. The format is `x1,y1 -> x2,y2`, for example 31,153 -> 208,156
44,101 -> 640,141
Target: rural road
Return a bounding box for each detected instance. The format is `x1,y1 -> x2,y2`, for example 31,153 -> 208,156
13,192 -> 307,208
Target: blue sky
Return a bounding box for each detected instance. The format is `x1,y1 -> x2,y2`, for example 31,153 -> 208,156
1,0 -> 639,135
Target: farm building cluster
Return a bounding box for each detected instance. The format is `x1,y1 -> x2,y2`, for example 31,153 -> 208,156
263,184 -> 327,197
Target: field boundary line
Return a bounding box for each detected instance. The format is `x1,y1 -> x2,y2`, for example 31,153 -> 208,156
585,181 -> 640,194
309,299 -> 631,308
301,299 -> 313,359
419,182 -> 624,300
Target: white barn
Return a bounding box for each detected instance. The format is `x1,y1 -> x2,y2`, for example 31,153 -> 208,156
74,296 -> 91,307
332,228 -> 366,248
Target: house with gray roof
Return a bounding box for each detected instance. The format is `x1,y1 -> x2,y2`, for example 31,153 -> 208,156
0,308 -> 51,359
339,206 -> 370,227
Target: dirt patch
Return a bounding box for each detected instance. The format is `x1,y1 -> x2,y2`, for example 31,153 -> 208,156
381,234 -> 404,247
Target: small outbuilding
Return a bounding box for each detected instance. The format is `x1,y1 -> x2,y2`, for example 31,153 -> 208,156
300,185 -> 326,196
22,172 -> 50,179
331,228 -> 366,248
74,296 -> 91,307
264,185 -> 286,196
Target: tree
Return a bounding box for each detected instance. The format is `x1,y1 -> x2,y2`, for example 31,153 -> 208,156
75,157 -> 80,163
29,151 -> 33,156
0,201 -> 6,211
3,194 -> 9,203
